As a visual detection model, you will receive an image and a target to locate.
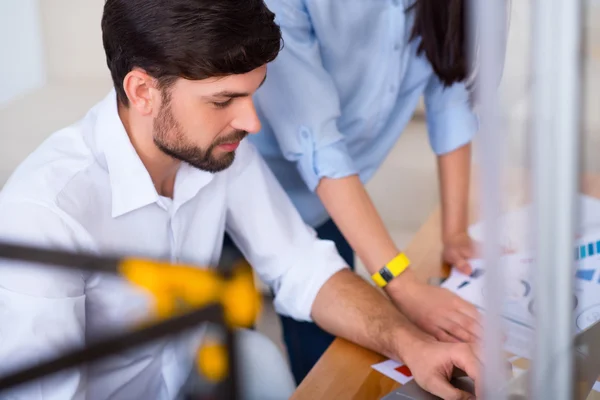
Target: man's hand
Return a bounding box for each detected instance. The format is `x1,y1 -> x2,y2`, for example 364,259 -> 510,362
443,232 -> 480,275
402,339 -> 482,400
310,269 -> 484,399
388,271 -> 482,343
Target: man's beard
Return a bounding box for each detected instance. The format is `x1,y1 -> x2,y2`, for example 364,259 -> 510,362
153,97 -> 247,173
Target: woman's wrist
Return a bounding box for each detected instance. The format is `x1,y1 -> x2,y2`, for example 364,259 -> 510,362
442,220 -> 469,243
383,267 -> 422,304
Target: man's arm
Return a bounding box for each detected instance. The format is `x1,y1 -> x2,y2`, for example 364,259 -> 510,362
225,144 -> 481,399
310,267 -> 427,360
311,269 -> 483,400
0,202 -> 88,400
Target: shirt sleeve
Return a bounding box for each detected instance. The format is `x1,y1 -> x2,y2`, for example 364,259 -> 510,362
225,142 -> 348,321
0,202 -> 88,400
423,74 -> 479,155
255,0 -> 357,191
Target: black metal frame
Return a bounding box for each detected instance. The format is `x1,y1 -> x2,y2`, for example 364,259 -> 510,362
0,242 -> 242,400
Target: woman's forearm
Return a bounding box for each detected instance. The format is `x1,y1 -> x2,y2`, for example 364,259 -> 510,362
315,175 -> 417,290
437,142 -> 472,241
315,172 -> 482,343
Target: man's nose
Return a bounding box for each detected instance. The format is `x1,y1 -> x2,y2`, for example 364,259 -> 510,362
231,99 -> 261,134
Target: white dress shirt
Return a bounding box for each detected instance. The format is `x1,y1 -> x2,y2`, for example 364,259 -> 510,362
0,91 -> 347,400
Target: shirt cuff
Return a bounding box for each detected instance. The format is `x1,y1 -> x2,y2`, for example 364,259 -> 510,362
426,105 -> 479,155
272,237 -> 348,321
295,127 -> 358,191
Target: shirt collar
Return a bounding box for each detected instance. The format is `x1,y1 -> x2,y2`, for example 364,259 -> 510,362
173,161 -> 215,209
93,90 -> 158,217
93,90 -> 214,217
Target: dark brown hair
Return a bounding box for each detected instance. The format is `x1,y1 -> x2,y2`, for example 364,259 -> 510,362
410,0 -> 469,87
101,0 -> 282,105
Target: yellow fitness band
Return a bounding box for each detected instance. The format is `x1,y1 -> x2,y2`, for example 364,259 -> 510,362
371,253 -> 411,288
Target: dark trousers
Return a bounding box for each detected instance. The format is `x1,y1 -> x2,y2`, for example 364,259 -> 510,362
222,218 -> 355,384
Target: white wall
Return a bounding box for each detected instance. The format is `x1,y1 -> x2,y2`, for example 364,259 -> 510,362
39,0 -> 109,82
0,0 -> 46,106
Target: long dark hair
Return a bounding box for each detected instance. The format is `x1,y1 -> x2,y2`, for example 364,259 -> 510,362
410,0 -> 469,87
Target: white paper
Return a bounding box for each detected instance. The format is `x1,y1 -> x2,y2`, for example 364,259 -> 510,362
441,255 -> 536,358
441,247 -> 600,359
371,360 -> 414,385
372,196 -> 600,387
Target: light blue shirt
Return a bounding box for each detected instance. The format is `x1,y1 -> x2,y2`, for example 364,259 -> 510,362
250,0 -> 478,227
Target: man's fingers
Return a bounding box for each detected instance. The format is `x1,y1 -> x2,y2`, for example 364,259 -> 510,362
422,374 -> 475,400
450,344 -> 483,398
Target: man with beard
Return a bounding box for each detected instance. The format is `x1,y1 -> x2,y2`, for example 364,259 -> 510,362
0,1 -> 482,399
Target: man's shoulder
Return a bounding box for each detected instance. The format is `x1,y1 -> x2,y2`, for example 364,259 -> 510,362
0,116 -> 108,227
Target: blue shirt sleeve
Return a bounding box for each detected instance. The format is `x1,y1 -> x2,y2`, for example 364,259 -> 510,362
255,0 -> 357,191
423,74 -> 479,155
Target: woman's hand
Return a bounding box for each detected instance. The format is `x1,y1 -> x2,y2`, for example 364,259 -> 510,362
442,232 -> 479,275
387,270 -> 482,343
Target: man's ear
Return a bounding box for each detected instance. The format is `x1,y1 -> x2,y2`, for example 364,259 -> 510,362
122,68 -> 157,116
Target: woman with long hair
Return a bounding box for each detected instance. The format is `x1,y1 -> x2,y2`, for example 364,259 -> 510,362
247,0 -> 502,383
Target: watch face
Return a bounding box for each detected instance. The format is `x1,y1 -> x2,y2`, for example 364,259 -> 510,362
380,267 -> 394,283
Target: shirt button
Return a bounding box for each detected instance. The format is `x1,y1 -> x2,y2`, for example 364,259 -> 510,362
394,43 -> 400,51
390,85 -> 396,93
392,0 -> 400,6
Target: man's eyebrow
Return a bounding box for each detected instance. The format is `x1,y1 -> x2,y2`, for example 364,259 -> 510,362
206,74 -> 268,99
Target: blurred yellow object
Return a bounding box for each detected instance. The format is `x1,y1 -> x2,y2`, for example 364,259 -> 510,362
221,261 -> 262,327
119,258 -> 261,384
118,258 -> 261,328
197,341 -> 229,383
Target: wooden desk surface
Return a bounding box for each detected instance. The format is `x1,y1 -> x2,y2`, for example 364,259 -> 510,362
291,172 -> 600,400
